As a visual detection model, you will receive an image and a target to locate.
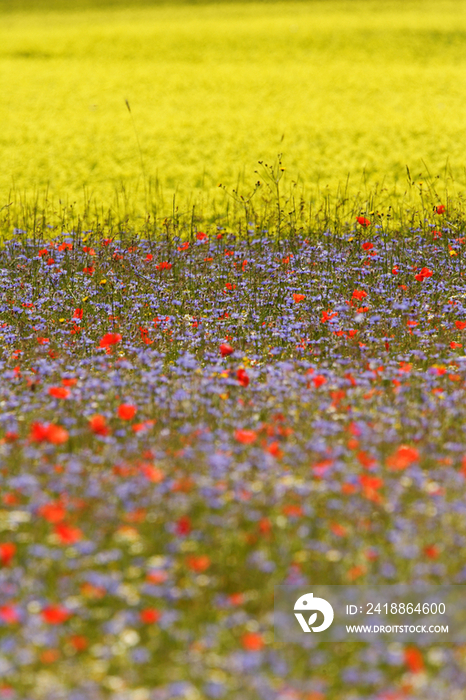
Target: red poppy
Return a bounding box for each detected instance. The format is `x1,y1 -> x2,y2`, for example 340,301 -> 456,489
330,522 -> 348,537
292,293 -> 305,303
175,515 -> 192,536
80,582 -> 106,599
455,321 -> 466,330
228,593 -> 244,606
404,646 -> 424,673
0,604 -> 20,624
352,289 -> 367,300
414,267 -> 433,281
0,543 -> 16,566
435,205 -> 446,215
48,387 -> 70,399
41,605 -> 72,625
357,216 -> 370,227
68,635 -> 88,651
140,464 -> 165,482
89,414 -> 110,436
234,429 -> 257,444
46,425 -> 68,443
424,544 -> 440,559
117,404 -> 137,420
359,474 -> 384,501
131,421 -> 150,432
282,504 -> 303,517
29,422 -> 69,444
321,309 -> 338,323
140,608 -> 161,624
386,445 -> 419,470
146,570 -> 168,584
196,232 -> 207,240
312,458 -> 333,478
99,332 -> 122,348
41,651 -> 61,667
237,368 -> 250,387
311,374 -> 326,388
54,522 -> 83,545
361,241 -> 373,250
357,450 -> 376,469
241,632 -> 265,651
220,343 -> 234,357
38,503 -> 66,523
347,565 -> 367,581
265,441 -> 283,458
139,327 -> 153,345
186,554 -> 211,572
2,493 -> 19,505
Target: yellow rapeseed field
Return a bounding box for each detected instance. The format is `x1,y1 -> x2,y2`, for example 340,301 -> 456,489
1,0 -> 465,224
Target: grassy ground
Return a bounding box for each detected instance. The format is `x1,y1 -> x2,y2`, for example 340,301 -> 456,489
1,0 -> 465,224
2,212 -> 466,699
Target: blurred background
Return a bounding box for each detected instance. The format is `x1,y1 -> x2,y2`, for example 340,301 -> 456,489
0,0 -> 465,219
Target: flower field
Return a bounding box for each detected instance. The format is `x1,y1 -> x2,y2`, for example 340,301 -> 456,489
2,0 -> 466,697
2,199 -> 466,698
